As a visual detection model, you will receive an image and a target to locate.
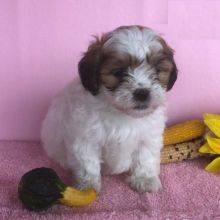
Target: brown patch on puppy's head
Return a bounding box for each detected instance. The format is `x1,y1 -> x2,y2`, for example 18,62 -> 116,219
78,35 -> 109,95
100,53 -> 134,91
78,35 -> 142,94
149,37 -> 178,91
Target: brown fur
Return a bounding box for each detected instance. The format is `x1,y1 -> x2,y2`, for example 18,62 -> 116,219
148,36 -> 177,91
100,53 -> 141,90
78,34 -> 111,95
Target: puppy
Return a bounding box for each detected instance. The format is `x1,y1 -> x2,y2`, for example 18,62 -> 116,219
41,25 -> 177,193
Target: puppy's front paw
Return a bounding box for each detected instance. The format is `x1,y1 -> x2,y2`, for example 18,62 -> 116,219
74,176 -> 101,193
127,175 -> 162,193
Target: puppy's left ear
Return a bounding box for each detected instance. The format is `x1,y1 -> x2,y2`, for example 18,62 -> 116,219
78,37 -> 103,95
167,57 -> 178,91
156,37 -> 178,91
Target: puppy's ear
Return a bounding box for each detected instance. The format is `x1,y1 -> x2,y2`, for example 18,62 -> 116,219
167,58 -> 177,91
78,37 -> 103,95
155,37 -> 178,91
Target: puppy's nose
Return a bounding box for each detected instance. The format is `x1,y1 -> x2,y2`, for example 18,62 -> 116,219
133,88 -> 150,102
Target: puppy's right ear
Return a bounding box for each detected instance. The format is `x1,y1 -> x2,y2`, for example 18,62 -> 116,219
78,37 -> 103,96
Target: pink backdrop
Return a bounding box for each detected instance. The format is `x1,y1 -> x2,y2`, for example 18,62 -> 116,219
1,0 -> 220,140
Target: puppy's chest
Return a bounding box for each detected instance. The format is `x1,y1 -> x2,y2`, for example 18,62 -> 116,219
102,117 -> 146,152
100,118 -> 146,174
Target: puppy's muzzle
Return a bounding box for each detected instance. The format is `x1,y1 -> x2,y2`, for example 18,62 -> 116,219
133,88 -> 151,110
133,88 -> 150,102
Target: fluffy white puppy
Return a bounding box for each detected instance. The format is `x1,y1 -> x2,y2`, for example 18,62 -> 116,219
41,26 -> 177,193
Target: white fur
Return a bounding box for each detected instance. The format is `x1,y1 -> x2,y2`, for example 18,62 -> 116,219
41,78 -> 166,192
104,26 -> 162,60
41,26 -> 169,193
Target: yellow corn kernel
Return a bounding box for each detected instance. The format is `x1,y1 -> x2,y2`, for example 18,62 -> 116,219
163,120 -> 206,146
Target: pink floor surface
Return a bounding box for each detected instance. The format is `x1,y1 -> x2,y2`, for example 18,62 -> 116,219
1,141 -> 220,220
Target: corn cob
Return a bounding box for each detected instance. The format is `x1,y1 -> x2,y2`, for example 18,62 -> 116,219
161,137 -> 204,164
163,119 -> 206,146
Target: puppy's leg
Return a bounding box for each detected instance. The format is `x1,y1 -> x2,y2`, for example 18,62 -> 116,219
128,141 -> 162,193
66,142 -> 101,192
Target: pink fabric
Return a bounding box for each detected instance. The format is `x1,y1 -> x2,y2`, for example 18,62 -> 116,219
1,0 -> 220,140
1,141 -> 220,220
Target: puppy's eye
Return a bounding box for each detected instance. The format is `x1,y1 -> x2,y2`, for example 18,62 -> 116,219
112,69 -> 127,78
146,55 -> 150,63
155,67 -> 160,73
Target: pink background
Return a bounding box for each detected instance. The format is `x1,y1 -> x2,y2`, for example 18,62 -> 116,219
1,0 -> 220,140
